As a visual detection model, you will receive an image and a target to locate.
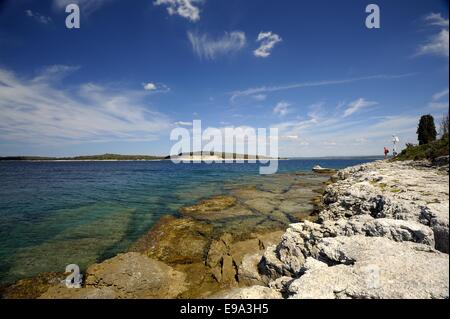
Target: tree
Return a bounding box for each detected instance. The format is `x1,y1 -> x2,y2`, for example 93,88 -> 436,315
417,115 -> 437,145
439,113 -> 449,139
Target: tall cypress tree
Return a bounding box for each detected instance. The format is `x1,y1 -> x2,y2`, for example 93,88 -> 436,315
417,115 -> 437,145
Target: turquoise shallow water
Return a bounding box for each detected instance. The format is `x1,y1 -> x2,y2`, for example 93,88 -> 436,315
0,158 -> 377,284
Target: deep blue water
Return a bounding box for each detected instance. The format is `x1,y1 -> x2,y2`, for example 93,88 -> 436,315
0,158 -> 378,284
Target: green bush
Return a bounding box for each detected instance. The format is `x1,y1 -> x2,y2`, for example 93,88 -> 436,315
396,135 -> 448,161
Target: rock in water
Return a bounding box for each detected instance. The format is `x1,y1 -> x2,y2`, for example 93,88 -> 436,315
130,216 -> 213,264
83,252 -> 188,299
312,165 -> 337,174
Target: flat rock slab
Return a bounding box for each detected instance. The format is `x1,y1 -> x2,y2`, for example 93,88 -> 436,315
130,216 -> 213,264
180,196 -> 237,214
39,286 -> 117,299
211,286 -> 282,299
288,236 -> 449,299
84,252 -> 187,299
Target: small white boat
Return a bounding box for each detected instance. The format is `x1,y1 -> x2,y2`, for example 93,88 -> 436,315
312,165 -> 336,174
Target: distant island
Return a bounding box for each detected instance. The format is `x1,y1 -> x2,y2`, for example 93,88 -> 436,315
0,154 -> 165,161
0,153 -> 377,162
0,152 -> 286,162
166,152 -> 282,161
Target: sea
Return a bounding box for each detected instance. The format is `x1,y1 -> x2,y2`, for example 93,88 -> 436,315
0,158 -> 379,284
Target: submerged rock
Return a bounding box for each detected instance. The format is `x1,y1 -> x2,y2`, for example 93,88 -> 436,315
130,216 -> 213,264
84,252 -> 187,299
312,165 -> 337,174
1,272 -> 65,299
183,200 -> 257,221
180,196 -> 239,219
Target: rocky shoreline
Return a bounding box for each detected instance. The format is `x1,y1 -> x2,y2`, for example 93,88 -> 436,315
2,159 -> 448,299
220,159 -> 449,299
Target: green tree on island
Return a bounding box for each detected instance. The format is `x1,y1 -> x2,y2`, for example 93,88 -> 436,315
417,115 -> 437,145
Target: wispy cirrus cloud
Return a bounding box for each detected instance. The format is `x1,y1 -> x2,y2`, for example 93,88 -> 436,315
429,101 -> 449,109
254,31 -> 282,58
53,0 -> 115,15
32,65 -> 80,83
0,67 -> 172,145
273,101 -> 291,117
428,88 -> 449,109
252,94 -> 267,101
154,0 -> 204,22
424,12 -> 449,28
25,10 -> 52,24
188,31 -> 246,60
343,98 -> 378,117
432,88 -> 449,101
417,12 -> 449,58
230,73 -> 416,103
271,102 -> 420,157
174,121 -> 193,126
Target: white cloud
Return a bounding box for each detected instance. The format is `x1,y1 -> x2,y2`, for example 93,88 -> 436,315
428,88 -> 449,109
323,140 -> 337,146
254,31 -> 282,58
25,10 -> 52,24
0,67 -> 172,145
355,137 -> 368,144
417,13 -> 449,58
424,13 -> 449,28
271,106 -> 420,157
252,94 -> 267,101
336,101 -> 346,109
143,82 -> 157,91
417,29 -> 449,57
273,101 -> 291,116
143,82 -> 170,93
32,65 -> 80,83
154,0 -> 203,22
343,98 -> 378,117
53,0 -> 114,15
432,88 -> 449,101
188,31 -> 246,60
281,135 -> 299,140
174,121 -> 193,126
429,102 -> 449,109
230,73 -> 415,103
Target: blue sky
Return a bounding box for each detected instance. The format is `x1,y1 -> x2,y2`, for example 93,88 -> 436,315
0,0 -> 448,157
